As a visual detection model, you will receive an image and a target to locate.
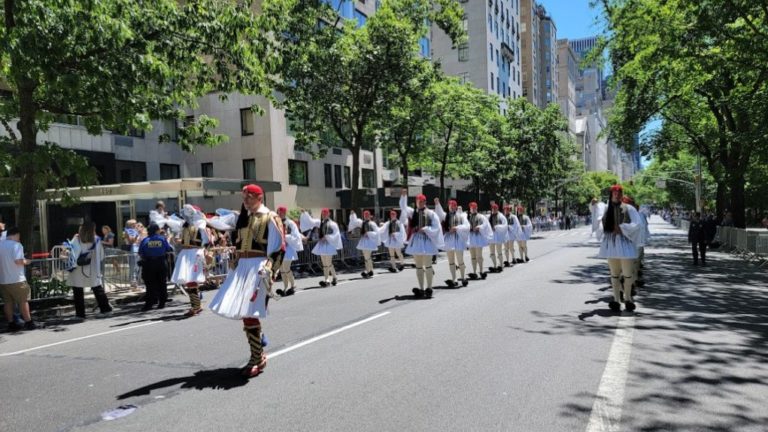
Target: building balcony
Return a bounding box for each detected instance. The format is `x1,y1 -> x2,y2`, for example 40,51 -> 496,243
501,42 -> 515,61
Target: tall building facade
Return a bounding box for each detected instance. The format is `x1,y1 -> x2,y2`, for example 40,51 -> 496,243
520,0 -> 557,109
431,0 -> 523,111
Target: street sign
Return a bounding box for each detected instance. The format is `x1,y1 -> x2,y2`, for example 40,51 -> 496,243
655,179 -> 666,188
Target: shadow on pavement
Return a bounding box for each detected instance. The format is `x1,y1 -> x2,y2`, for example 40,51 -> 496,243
117,368 -> 248,400
553,221 -> 768,431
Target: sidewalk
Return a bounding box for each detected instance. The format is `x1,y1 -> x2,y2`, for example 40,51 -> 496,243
617,216 -> 768,430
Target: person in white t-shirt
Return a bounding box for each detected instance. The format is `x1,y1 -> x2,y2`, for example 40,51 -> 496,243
0,227 -> 36,331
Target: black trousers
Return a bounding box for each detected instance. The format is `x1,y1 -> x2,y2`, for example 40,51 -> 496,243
692,242 -> 707,264
142,259 -> 168,306
72,286 -> 112,317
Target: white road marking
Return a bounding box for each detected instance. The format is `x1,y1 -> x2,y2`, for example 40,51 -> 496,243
586,315 -> 636,432
269,311 -> 391,359
0,321 -> 163,357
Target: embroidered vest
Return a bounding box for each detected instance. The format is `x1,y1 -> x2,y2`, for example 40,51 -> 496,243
410,209 -> 428,230
506,213 -> 515,226
468,213 -> 481,230
237,212 -> 270,252
361,220 -> 372,235
442,211 -> 460,232
388,220 -> 400,234
489,213 -> 500,229
319,220 -> 330,239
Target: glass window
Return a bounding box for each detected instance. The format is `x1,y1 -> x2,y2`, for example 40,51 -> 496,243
344,166 -> 351,188
164,119 -> 179,142
324,164 -> 333,188
489,43 -> 493,61
334,165 -> 343,188
242,159 -> 256,179
160,163 -> 180,180
491,72 -> 495,90
241,108 -> 255,136
362,168 -> 375,188
201,162 -> 213,178
458,43 -> 469,62
288,160 -> 309,186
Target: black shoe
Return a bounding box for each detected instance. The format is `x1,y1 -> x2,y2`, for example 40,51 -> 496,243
625,301 -> 636,312
432,256 -> 437,264
468,273 -> 478,280
480,272 -> 488,279
608,301 -> 621,313
525,257 -> 530,262
424,288 -> 433,299
361,271 -> 369,278
503,261 -> 510,267
496,266 -> 503,273
276,289 -> 286,296
461,279 -> 468,287
319,281 -> 328,287
331,278 -> 338,286
445,280 -> 456,288
516,258 -> 523,264
368,271 -> 374,277
412,288 -> 424,298
285,287 -> 296,296
397,264 -> 405,271
388,267 -> 398,273
23,320 -> 37,331
7,321 -> 22,332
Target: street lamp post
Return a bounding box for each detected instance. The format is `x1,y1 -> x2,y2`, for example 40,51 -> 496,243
694,153 -> 702,213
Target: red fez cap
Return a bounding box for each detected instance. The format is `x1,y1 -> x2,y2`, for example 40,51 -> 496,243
277,206 -> 287,213
491,203 -> 499,209
610,184 -> 623,193
416,194 -> 427,201
448,199 -> 458,206
321,208 -> 330,215
191,205 -> 202,212
243,184 -> 263,195
469,202 -> 478,208
363,210 -> 371,218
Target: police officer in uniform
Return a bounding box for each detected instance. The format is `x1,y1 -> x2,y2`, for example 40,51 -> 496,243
138,224 -> 174,311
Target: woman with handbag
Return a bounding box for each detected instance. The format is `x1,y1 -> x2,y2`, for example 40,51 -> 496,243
68,221 -> 113,318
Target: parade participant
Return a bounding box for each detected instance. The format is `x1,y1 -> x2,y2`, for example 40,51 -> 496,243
623,196 -> 649,295
275,206 -> 303,297
301,208 -> 342,287
516,206 -> 533,263
138,223 -> 174,311
434,198 -> 470,287
208,184 -> 285,378
598,185 -> 644,313
466,202 -> 492,280
487,203 -> 508,273
590,197 -> 607,242
503,204 -> 522,267
170,205 -> 209,317
348,210 -> 380,279
400,189 -> 443,298
378,209 -> 406,273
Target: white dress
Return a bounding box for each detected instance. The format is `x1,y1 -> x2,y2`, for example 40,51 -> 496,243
301,212 -> 343,256
400,194 -> 444,255
208,206 -> 283,320
283,218 -> 304,261
67,238 -> 104,288
171,222 -> 208,285
348,212 -> 381,252
519,215 -> 534,241
598,204 -> 644,259
467,213 -> 492,248
506,214 -> 523,241
378,220 -> 406,249
434,203 -> 469,251
488,212 -> 509,244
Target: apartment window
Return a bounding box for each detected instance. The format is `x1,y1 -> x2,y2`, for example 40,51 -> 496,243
362,168 -> 375,188
164,119 -> 179,142
458,43 -> 470,62
491,72 -> 495,90
489,43 -> 493,61
497,76 -> 500,93
201,162 -> 214,178
324,164 -> 333,188
344,166 -> 351,188
184,115 -> 195,128
488,12 -> 492,26
242,159 -> 256,179
332,148 -> 343,155
241,108 -> 255,136
160,163 -> 180,180
462,14 -> 469,32
334,165 -> 343,188
288,160 -> 309,186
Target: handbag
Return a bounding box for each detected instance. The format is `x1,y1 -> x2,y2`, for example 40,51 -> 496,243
76,239 -> 99,267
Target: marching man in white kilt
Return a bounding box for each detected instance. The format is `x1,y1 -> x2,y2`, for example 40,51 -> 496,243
516,206 -> 534,263
349,210 -> 380,279
171,204 -> 209,317
434,198 -> 470,287
400,189 -> 443,298
467,202 -> 492,280
598,185 -> 645,313
301,208 -> 343,287
503,204 -> 522,267
379,209 -> 406,273
275,206 -> 304,297
487,203 -> 508,273
208,184 -> 286,378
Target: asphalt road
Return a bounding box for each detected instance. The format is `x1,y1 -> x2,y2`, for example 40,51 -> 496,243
1,217 -> 766,432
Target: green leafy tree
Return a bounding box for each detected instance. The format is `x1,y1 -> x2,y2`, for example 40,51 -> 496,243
0,0 -> 272,246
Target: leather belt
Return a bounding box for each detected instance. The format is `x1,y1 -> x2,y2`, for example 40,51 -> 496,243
236,250 -> 266,258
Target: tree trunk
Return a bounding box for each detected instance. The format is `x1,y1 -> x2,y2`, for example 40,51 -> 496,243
350,142 -> 362,213
400,153 -> 409,188
17,81 -> 38,249
729,174 -> 746,228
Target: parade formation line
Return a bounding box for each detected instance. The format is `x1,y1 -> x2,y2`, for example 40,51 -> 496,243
0,321 -> 163,357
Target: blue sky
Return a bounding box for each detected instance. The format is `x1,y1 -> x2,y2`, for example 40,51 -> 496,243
539,0 -> 606,41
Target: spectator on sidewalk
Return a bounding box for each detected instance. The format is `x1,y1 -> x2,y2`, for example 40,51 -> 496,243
0,227 -> 37,331
688,212 -> 708,266
101,225 -> 115,247
68,222 -> 113,319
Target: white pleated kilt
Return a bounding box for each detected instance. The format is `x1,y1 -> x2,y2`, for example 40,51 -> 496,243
441,232 -> 467,251
468,232 -> 489,248
284,246 -> 298,262
312,240 -> 338,256
208,258 -> 269,320
521,227 -> 533,241
170,248 -> 206,285
356,235 -> 380,251
598,233 -> 638,259
405,232 -> 438,256
506,229 -> 521,242
490,231 -> 509,244
383,235 -> 404,250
